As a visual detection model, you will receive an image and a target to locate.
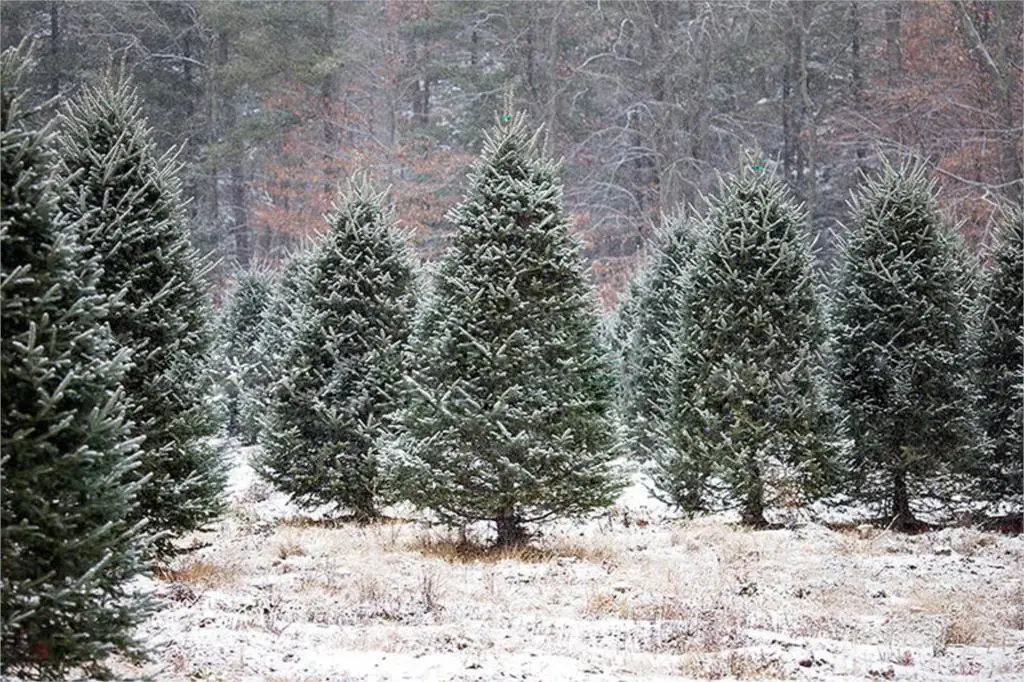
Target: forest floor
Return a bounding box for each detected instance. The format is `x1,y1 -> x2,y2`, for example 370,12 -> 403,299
111,445 -> 1024,681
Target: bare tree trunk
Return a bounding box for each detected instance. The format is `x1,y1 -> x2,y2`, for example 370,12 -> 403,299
216,29 -> 250,267
952,0 -> 1023,204
741,457 -> 768,528
850,1 -> 867,168
891,469 -> 917,531
885,2 -> 902,88
48,1 -> 60,98
322,0 -> 339,193
495,508 -> 526,548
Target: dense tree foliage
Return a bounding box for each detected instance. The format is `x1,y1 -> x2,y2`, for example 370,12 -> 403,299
0,1 -> 1017,295
976,208 -> 1023,502
619,214 -> 697,459
1,44 -> 153,679
652,166 -> 839,526
256,178 -> 417,518
389,116 -> 622,547
216,266 -> 275,444
56,72 -> 225,555
832,161 -> 982,528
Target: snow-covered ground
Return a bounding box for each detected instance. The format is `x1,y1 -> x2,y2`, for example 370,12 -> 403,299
111,445 -> 1024,681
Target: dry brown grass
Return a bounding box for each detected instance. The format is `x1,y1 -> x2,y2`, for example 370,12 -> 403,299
410,534 -> 613,565
939,616 -> 981,647
679,650 -> 788,679
276,514 -> 407,529
156,560 -> 238,588
276,539 -> 306,560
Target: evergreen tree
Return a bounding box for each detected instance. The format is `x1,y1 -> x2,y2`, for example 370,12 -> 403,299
217,265 -> 274,444
609,271 -> 642,411
976,208 -> 1023,503
1,45 -> 153,679
655,166 -> 838,526
56,72 -> 225,555
832,160 -> 981,529
244,247 -> 313,446
621,214 -> 697,459
256,178 -> 417,518
389,115 -> 623,547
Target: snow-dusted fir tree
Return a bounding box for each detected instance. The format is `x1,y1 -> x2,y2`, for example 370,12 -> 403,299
56,72 -> 225,555
620,214 -> 696,458
389,115 -> 622,547
216,265 -> 274,444
1,45 -> 153,679
256,177 -> 417,518
245,247 -> 313,445
976,208 -> 1023,502
609,271 -> 642,407
832,160 -> 981,529
654,165 -> 838,526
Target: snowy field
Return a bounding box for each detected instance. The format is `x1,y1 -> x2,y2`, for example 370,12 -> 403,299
110,446 -> 1024,681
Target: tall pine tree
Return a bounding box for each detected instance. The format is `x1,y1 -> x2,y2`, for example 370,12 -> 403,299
256,178 -> 417,518
56,72 -> 225,555
832,160 -> 981,529
655,165 -> 838,526
1,44 -> 153,679
389,115 -> 622,547
976,208 -> 1023,504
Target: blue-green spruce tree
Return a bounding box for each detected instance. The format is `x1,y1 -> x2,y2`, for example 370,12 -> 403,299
257,178 -> 417,519
620,214 -> 697,459
216,265 -> 274,444
832,161 -> 981,529
655,166 -> 839,526
56,73 -> 225,555
389,116 -> 623,547
1,46 -> 153,679
245,247 -> 314,445
976,208 -> 1023,503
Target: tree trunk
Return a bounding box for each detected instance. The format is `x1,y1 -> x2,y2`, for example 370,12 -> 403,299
215,30 -> 250,268
891,469 -> 917,530
741,457 -> 768,528
495,508 -> 526,548
953,0 -> 1023,204
322,0 -> 339,193
229,161 -> 250,267
849,2 -> 867,167
885,2 -> 902,88
48,1 -> 60,98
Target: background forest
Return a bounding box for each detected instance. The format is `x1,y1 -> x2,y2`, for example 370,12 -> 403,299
2,0 -> 1021,301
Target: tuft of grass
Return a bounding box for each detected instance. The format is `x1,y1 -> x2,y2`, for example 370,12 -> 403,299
277,514 -> 408,529
939,616 -> 980,647
277,540 -> 307,560
680,650 -> 788,679
411,535 -> 612,564
156,560 -> 238,588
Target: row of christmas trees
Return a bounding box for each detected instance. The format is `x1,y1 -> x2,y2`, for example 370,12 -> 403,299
2,45 -> 1021,678
2,48 -> 223,678
219,112 -> 1022,538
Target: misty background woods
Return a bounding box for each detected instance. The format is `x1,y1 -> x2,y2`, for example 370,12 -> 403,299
3,0 -> 1021,300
